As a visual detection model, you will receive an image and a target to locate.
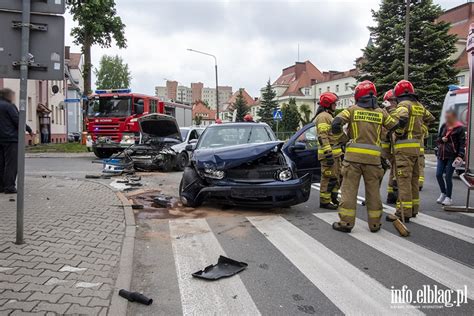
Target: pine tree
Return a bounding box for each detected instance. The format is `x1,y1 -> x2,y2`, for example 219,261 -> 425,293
258,79 -> 278,128
233,89 -> 249,122
357,0 -> 458,123
280,98 -> 300,133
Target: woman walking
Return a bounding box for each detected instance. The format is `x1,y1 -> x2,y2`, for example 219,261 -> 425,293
436,110 -> 465,206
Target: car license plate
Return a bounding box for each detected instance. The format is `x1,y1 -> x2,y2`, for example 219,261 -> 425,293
232,189 -> 267,198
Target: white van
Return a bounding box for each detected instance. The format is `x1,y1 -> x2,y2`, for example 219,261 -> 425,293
439,85 -> 469,130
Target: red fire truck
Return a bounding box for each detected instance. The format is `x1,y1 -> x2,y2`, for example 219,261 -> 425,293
85,89 -> 165,158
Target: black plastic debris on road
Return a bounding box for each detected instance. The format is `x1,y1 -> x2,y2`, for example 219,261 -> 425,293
192,256 -> 248,281
131,204 -> 144,210
118,289 -> 153,305
153,194 -> 173,208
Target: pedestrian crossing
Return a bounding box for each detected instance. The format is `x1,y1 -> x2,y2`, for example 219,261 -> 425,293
135,210 -> 474,315
312,183 -> 474,244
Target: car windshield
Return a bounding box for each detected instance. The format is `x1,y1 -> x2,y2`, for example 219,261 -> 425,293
87,97 -> 131,117
180,128 -> 189,140
197,125 -> 276,149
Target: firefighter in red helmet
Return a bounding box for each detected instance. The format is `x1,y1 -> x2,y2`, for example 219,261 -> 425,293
331,81 -> 402,232
386,80 -> 434,223
244,114 -> 254,122
315,92 -> 343,209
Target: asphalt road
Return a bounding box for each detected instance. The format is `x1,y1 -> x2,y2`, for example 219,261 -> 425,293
25,156 -> 474,315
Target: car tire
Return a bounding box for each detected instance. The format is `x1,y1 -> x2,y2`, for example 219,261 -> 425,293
93,148 -> 114,159
175,152 -> 188,171
161,158 -> 174,172
179,167 -> 203,207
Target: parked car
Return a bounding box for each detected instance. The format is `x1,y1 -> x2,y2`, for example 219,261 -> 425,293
125,114 -> 183,172
179,122 -> 320,208
171,127 -> 205,171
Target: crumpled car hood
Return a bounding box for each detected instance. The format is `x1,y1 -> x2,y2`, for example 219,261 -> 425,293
193,141 -> 284,170
138,113 -> 182,141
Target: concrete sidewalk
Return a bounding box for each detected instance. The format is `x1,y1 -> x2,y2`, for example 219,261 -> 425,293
0,176 -> 126,315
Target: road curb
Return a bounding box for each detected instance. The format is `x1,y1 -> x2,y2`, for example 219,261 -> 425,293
109,191 -> 136,316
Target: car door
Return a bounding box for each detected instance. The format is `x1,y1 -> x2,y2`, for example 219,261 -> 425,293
283,123 -> 321,182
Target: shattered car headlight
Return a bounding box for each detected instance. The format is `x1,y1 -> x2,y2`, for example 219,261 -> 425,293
203,168 -> 225,180
277,169 -> 292,182
120,134 -> 135,145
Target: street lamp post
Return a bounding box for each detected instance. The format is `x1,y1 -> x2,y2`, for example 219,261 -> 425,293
404,0 -> 411,80
187,49 -> 219,120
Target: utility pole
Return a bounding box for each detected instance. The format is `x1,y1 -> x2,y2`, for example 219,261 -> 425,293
16,0 -> 31,244
404,0 -> 411,80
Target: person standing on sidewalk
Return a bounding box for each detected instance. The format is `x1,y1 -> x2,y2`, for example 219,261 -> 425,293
436,109 -> 465,206
0,88 -> 33,194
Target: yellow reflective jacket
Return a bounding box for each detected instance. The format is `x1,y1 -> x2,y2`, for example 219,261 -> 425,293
391,100 -> 435,156
315,111 -> 344,160
336,105 -> 398,165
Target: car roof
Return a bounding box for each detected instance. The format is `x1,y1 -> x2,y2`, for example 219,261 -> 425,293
209,122 -> 269,128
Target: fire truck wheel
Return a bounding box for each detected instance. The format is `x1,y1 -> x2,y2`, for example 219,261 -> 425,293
93,148 -> 114,159
175,152 -> 189,171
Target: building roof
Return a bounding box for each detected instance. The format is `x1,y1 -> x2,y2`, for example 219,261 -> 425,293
321,68 -> 359,82
454,49 -> 469,70
68,53 -> 82,69
273,60 -> 325,96
438,2 -> 474,40
222,88 -> 256,112
192,101 -> 216,120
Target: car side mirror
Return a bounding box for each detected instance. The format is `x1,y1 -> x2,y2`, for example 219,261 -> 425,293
136,103 -> 144,115
185,143 -> 196,151
188,138 -> 198,144
290,142 -> 306,152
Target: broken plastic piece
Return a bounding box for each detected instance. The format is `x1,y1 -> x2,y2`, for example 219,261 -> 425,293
118,289 -> 153,305
192,256 -> 248,280
153,194 -> 172,208
131,204 -> 144,210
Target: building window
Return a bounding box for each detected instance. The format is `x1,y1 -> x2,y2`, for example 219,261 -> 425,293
304,88 -> 310,96
345,82 -> 349,91
336,85 -> 339,93
318,88 -> 322,95
326,86 -> 330,92
457,75 -> 465,86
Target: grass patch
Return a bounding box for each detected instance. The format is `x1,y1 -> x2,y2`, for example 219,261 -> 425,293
26,143 -> 89,153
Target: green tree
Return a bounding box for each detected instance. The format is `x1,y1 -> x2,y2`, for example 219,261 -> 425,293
94,55 -> 131,89
232,89 -> 249,122
280,98 -> 300,133
258,79 -> 278,128
298,103 -> 315,126
68,0 -> 127,95
357,0 -> 458,123
194,115 -> 202,126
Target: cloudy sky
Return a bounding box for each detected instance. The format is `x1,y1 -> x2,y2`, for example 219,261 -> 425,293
64,0 -> 466,97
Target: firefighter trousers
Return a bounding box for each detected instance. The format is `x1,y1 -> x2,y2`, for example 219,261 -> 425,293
337,161 -> 384,230
387,156 -> 397,194
395,153 -> 420,218
418,154 -> 425,189
319,156 -> 341,204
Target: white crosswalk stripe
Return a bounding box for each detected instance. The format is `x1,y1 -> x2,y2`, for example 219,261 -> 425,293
247,215 -> 422,315
169,218 -> 261,315
312,184 -> 474,244
314,212 -> 474,300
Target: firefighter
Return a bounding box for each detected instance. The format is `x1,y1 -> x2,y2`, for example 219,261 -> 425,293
315,92 -> 343,209
386,80 -> 435,222
418,123 -> 429,191
244,114 -> 254,122
381,90 -> 399,204
331,81 -> 402,232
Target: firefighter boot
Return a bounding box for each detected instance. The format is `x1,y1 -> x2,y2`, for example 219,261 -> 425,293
331,192 -> 339,206
332,222 -> 352,233
385,213 -> 410,223
320,202 -> 338,210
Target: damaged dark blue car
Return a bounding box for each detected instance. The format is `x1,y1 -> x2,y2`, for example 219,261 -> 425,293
179,122 -> 317,208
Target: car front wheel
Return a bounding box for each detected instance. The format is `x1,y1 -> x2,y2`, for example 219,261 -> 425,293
175,152 -> 188,171
179,167 -> 203,207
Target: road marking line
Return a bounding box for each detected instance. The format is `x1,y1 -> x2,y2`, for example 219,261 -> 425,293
312,184 -> 474,244
247,215 -> 422,315
462,213 -> 474,218
169,219 -> 260,316
314,212 -> 474,300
